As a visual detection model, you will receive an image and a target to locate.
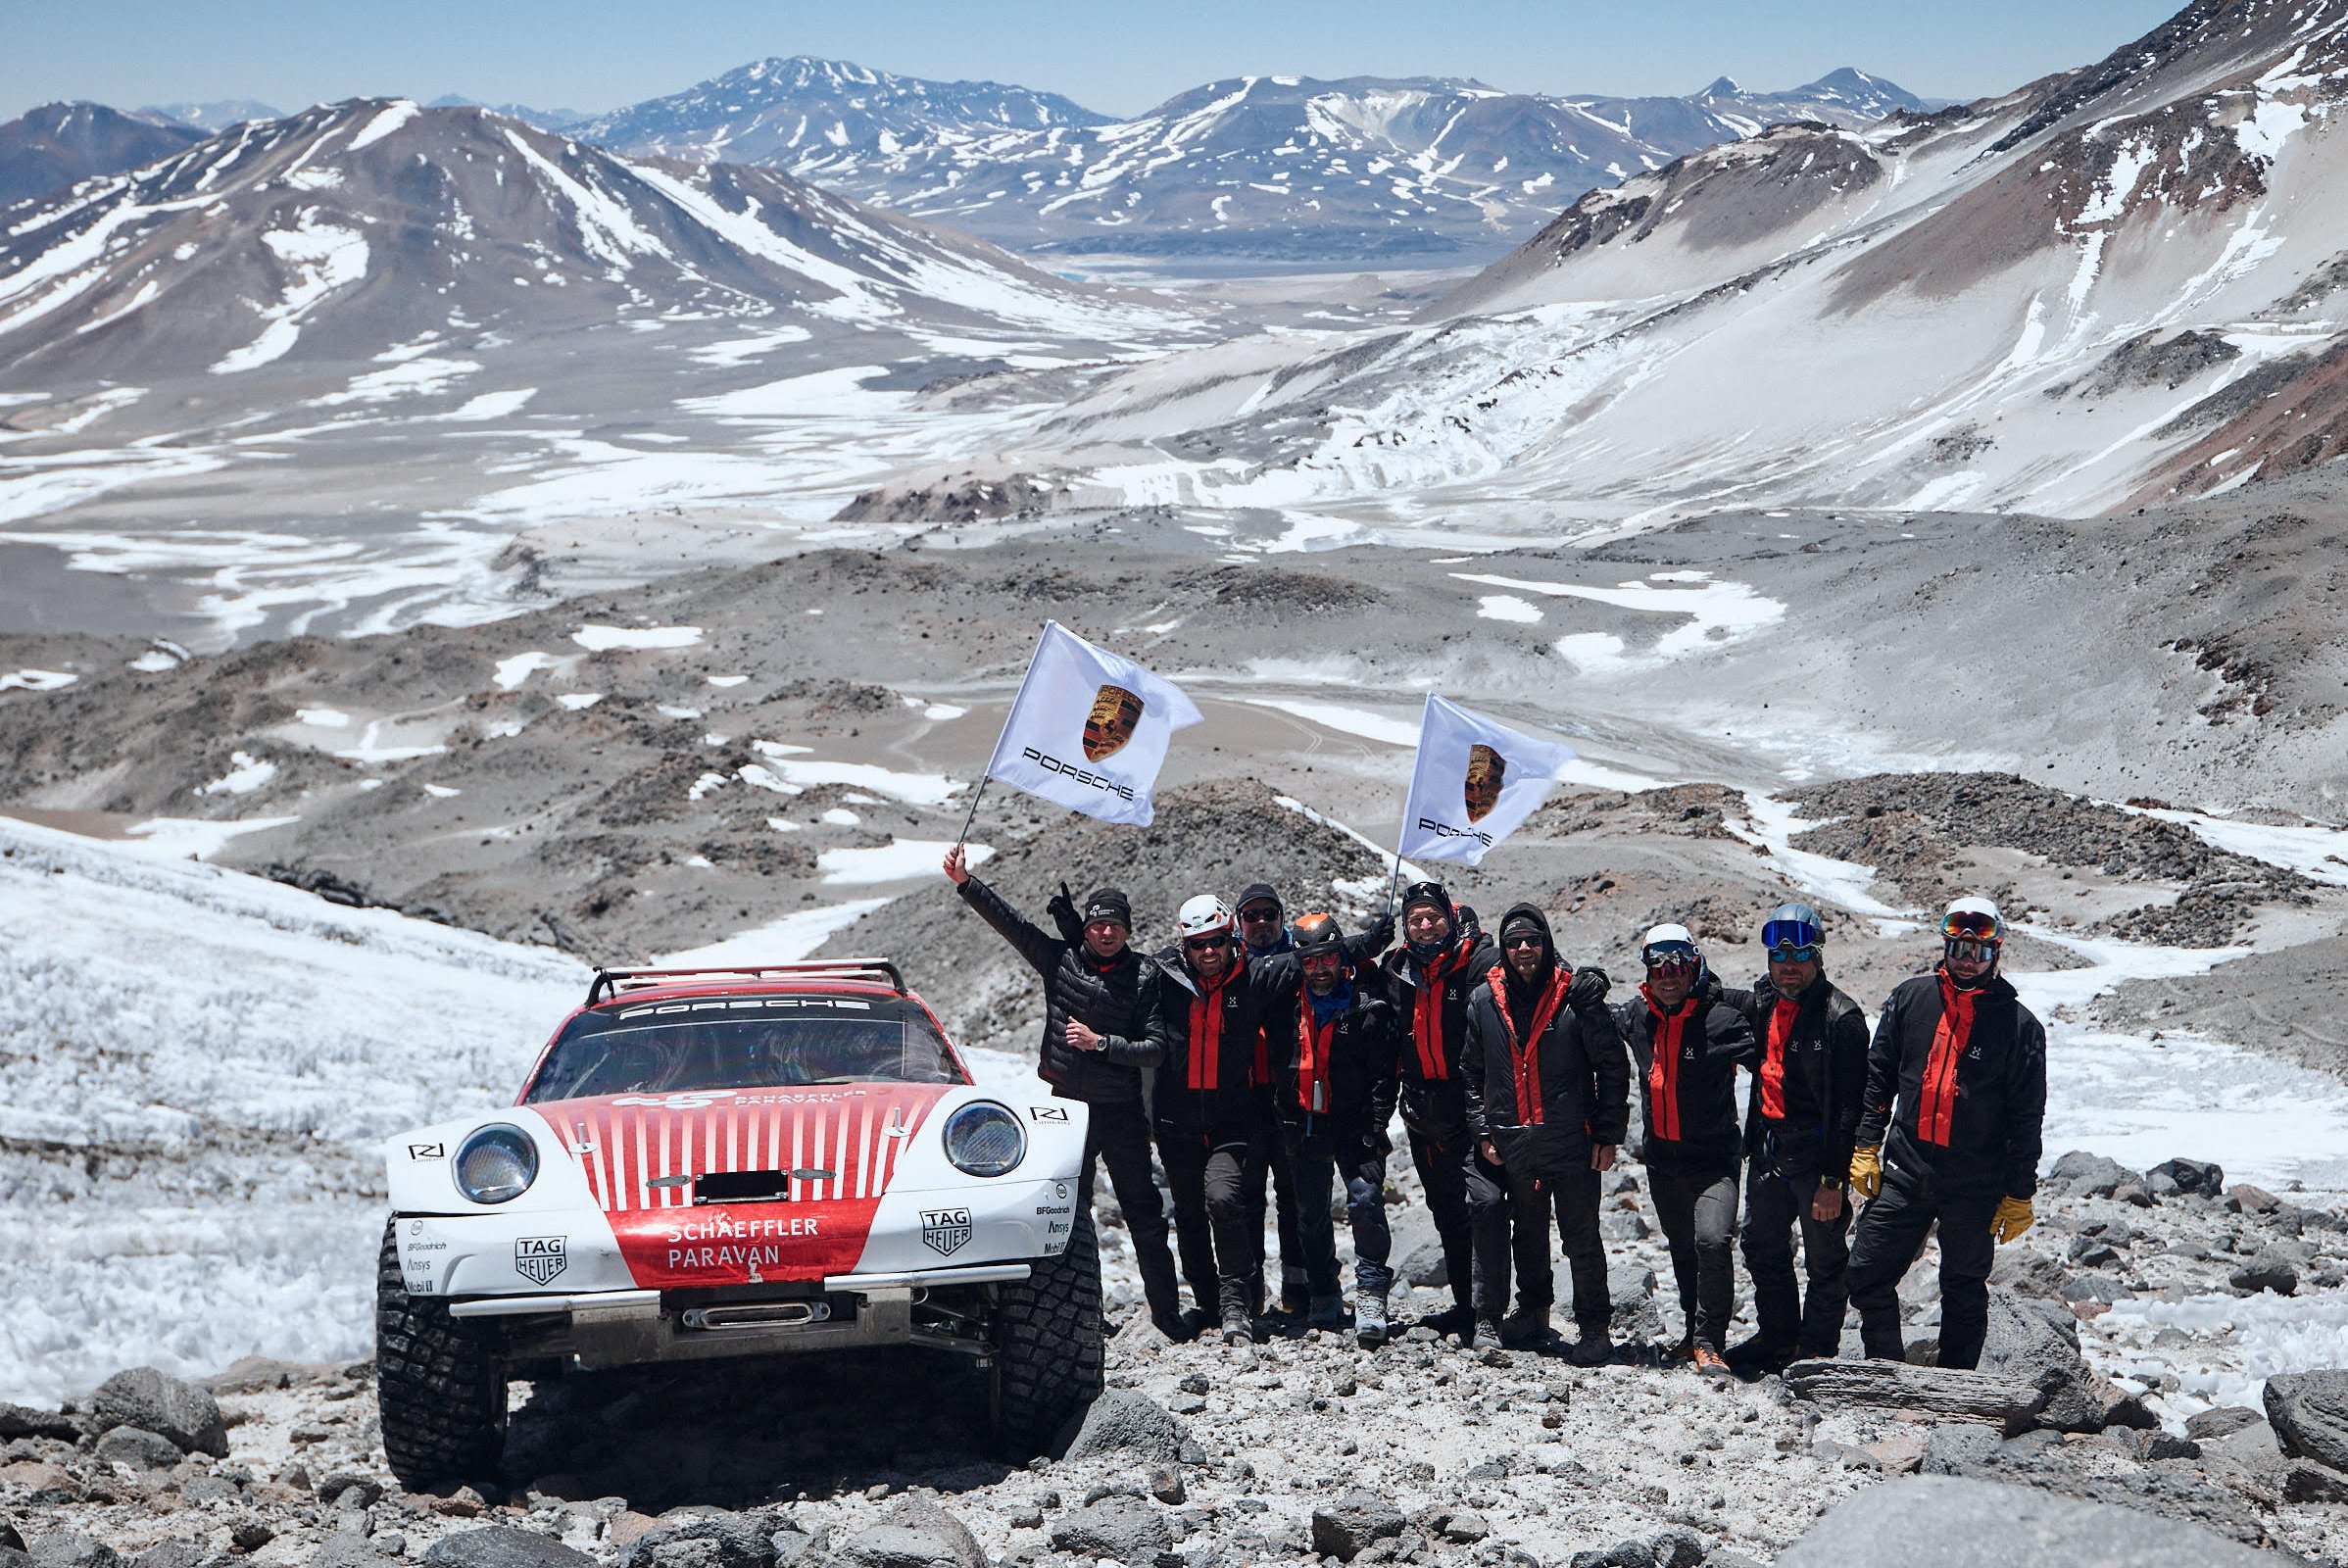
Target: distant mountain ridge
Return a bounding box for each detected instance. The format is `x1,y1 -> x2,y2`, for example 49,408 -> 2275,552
574,55 -> 1932,263
0,102 -> 202,208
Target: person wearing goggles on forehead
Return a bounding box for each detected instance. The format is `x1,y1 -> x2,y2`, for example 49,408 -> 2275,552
943,845 -> 1187,1341
1844,897 -> 2048,1371
1233,881 -> 1395,1322
1147,894 -> 1290,1345
1717,903 -> 1871,1374
1460,905 -> 1628,1360
1616,925 -> 1758,1380
1266,912 -> 1402,1340
1377,880 -> 1509,1337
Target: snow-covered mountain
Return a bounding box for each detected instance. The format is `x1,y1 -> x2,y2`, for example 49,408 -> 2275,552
983,0 -> 2348,517
139,99 -> 285,130
0,102 -> 202,208
0,97 -> 1171,388
578,56 -> 1110,165
577,58 -> 1928,263
424,93 -> 589,131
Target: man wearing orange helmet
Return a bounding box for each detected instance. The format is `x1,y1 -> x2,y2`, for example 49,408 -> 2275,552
1843,898 -> 2047,1370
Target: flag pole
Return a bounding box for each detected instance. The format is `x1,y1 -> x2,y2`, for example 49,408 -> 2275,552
1383,844 -> 1405,917
953,773 -> 990,851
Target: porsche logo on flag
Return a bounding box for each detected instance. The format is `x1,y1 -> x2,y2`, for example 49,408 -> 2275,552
1464,744 -> 1507,823
1082,684 -> 1146,761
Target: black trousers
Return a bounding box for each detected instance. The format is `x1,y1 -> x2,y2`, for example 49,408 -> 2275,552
1844,1175 -> 1998,1369
1648,1161 -> 1740,1352
1741,1161 -> 1852,1356
1468,1155 -> 1609,1330
1407,1126 -> 1476,1315
1078,1098 -> 1183,1322
1250,1116 -> 1306,1307
1279,1118 -> 1393,1298
1157,1119 -> 1265,1320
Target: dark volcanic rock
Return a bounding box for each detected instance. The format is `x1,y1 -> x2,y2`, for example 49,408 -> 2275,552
2228,1248 -> 2299,1296
1048,1495 -> 1170,1561
2184,1405 -> 2263,1441
2047,1151 -> 2139,1199
2266,1369 -> 2348,1473
91,1426 -> 182,1470
1060,1389 -> 1182,1464
619,1513 -> 773,1568
88,1369 -> 226,1457
1978,1291 -> 2104,1432
835,1500 -> 982,1568
422,1530 -> 597,1568
1309,1490 -> 1406,1560
0,1403 -> 80,1442
1774,1475 -> 2270,1565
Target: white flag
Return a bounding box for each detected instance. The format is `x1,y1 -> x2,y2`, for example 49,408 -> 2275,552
983,621 -> 1201,826
1396,695 -> 1577,866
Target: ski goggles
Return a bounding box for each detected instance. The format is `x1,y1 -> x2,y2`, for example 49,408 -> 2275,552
1761,916 -> 1823,961
1941,909 -> 2004,944
1641,941 -> 1700,973
1943,938 -> 2000,965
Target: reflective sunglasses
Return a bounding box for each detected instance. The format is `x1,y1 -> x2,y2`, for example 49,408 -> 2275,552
1644,953 -> 1700,975
1765,942 -> 1823,963
1944,938 -> 1999,964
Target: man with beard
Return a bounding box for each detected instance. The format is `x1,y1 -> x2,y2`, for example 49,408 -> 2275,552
1150,894 -> 1283,1345
1460,905 -> 1627,1360
1269,912 -> 1402,1341
1844,898 -> 2047,1370
1618,924 -> 1756,1380
1723,903 -> 1871,1372
943,845 -> 1187,1340
1236,882 -> 1394,1321
1381,881 -> 1499,1336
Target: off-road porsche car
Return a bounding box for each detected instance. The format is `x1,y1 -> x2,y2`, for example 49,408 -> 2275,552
374,960 -> 1098,1485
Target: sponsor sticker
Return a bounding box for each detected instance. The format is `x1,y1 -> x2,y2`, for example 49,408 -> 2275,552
407,1142 -> 445,1160
1028,1104 -> 1068,1122
514,1236 -> 568,1286
921,1207 -> 973,1256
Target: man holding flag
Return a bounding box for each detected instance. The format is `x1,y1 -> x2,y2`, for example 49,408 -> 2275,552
939,622 -> 1203,1339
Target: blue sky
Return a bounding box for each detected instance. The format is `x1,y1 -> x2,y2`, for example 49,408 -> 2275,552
6,0 -> 2187,122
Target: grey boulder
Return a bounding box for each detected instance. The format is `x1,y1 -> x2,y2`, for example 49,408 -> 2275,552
835,1500 -> 981,1568
28,1539 -> 119,1568
1309,1489 -> 1405,1561
2266,1368 -> 2348,1473
2228,1249 -> 2299,1297
89,1369 -> 226,1457
423,1530 -> 597,1568
2047,1152 -> 2138,1199
2147,1157 -> 2224,1197
1978,1291 -> 2104,1432
1060,1390 -> 1182,1464
1774,1475 -> 2271,1565
93,1427 -> 184,1471
1048,1495 -> 1171,1561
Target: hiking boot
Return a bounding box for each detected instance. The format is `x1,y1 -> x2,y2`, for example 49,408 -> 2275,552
1499,1303 -> 1551,1348
1424,1303 -> 1477,1340
1693,1345 -> 1733,1382
1725,1334 -> 1796,1373
1277,1271 -> 1310,1319
1306,1293 -> 1347,1332
1355,1292 -> 1390,1348
1220,1307 -> 1256,1347
1471,1318 -> 1506,1351
1152,1308 -> 1198,1344
1665,1332 -> 1697,1364
1569,1325 -> 1614,1366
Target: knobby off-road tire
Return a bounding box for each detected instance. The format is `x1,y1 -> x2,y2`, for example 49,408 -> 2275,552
375,1219 -> 508,1487
989,1210 -> 1105,1457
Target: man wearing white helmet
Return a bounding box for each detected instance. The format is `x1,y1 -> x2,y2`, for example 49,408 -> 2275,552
1616,923 -> 1757,1380
1843,897 -> 2048,1370
1149,894 -> 1288,1345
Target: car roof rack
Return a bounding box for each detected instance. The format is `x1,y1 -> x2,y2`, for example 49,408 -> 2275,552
585,959 -> 909,1007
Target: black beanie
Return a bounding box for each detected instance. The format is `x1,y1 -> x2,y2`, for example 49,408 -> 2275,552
1083,887 -> 1133,927
1236,882 -> 1281,913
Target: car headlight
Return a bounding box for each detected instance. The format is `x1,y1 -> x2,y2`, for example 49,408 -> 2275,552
942,1102 -> 1026,1178
454,1124 -> 539,1203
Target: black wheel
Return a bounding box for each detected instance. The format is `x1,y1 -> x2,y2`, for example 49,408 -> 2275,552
375,1219 -> 507,1487
989,1210 -> 1105,1457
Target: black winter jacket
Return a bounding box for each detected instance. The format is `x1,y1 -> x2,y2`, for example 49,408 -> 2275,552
1147,944 -> 1285,1135
1856,968 -> 2047,1200
958,875 -> 1159,1103
1616,973 -> 1756,1175
1723,972 -> 1871,1184
1383,931 -> 1496,1145
1459,905 -> 1630,1176
1265,962 -> 1401,1145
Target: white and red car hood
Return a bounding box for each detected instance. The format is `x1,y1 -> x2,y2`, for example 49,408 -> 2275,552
384,1082 -> 1088,1298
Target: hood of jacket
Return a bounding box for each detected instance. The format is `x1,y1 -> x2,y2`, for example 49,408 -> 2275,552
1495,903 -> 1558,996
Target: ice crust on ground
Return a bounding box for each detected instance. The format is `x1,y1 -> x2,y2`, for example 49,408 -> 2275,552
0,815 -> 583,1403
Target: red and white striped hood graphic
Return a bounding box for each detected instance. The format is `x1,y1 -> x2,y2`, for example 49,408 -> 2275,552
547,1085 -> 950,1213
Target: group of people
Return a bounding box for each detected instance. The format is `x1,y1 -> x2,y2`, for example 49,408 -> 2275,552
939,846 -> 2048,1376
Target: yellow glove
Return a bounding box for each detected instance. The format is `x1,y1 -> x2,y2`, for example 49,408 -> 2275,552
1992,1196 -> 2034,1244
1848,1145 -> 1883,1200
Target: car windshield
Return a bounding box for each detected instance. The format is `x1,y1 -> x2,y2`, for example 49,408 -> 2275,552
525,994 -> 965,1102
